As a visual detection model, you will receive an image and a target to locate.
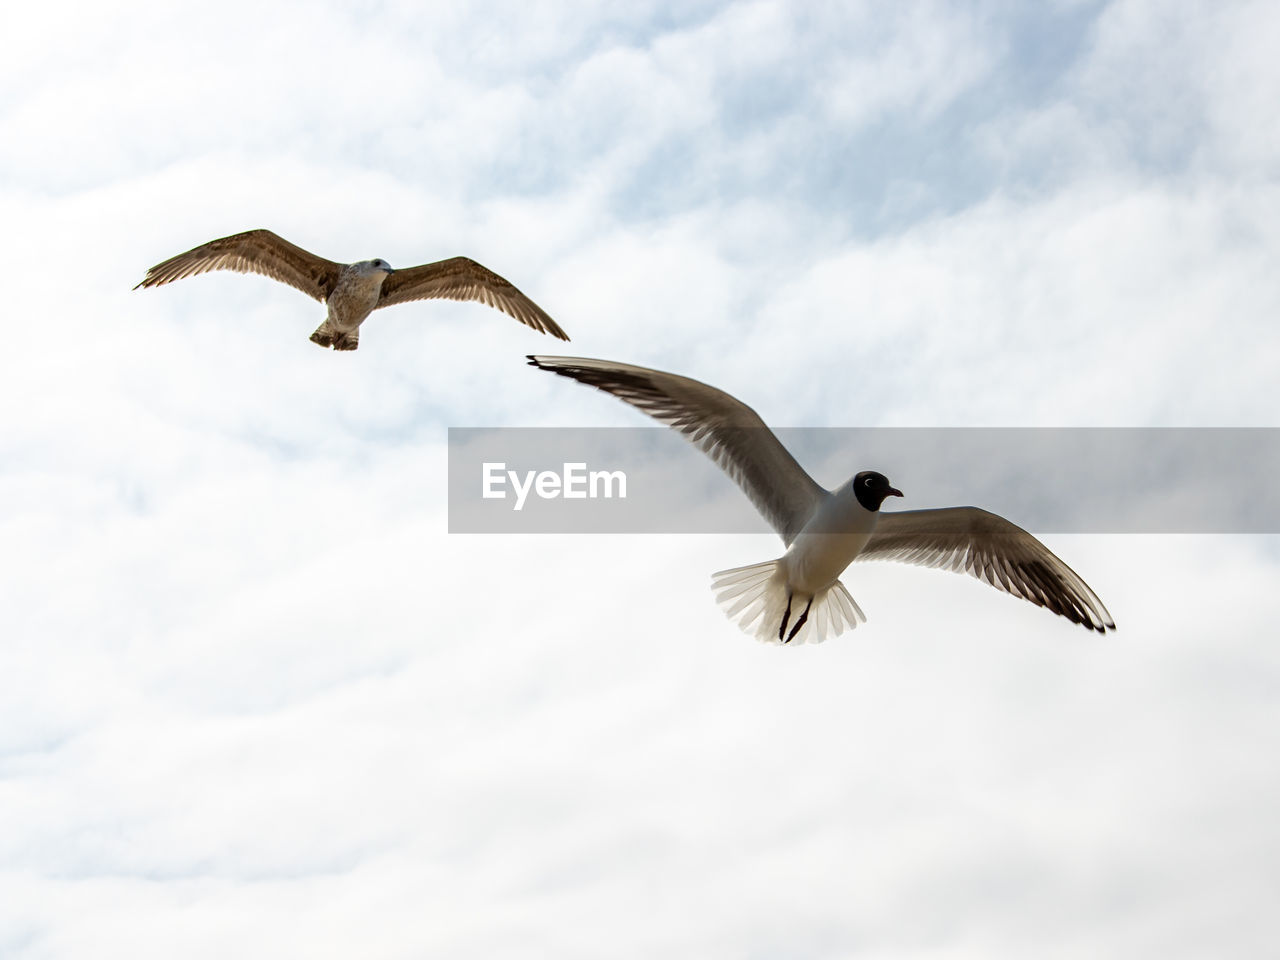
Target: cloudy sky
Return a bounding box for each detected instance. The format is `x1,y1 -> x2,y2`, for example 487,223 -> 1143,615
3,1 -> 1279,956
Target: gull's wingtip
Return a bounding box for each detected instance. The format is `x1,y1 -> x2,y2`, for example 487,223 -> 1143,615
528,355 -> 577,369
532,314 -> 571,342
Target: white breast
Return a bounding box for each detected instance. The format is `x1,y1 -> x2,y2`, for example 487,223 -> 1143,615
781,488 -> 879,594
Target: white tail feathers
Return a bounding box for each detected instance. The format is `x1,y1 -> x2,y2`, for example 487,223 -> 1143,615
711,559 -> 865,645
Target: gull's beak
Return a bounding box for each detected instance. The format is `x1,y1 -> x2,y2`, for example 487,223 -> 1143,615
888,487 -> 903,498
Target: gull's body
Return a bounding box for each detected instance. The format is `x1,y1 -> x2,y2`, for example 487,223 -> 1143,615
316,260 -> 394,348
529,356 -> 1115,644
136,228 -> 569,350
784,488 -> 882,595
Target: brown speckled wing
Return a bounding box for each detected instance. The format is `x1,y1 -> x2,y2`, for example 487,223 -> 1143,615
378,256 -> 568,340
860,507 -> 1115,632
135,229 -> 342,302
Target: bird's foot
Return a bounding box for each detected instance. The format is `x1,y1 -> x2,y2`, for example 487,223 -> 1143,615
783,596 -> 812,644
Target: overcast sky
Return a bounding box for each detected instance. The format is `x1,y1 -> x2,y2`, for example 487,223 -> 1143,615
3,1 -> 1279,957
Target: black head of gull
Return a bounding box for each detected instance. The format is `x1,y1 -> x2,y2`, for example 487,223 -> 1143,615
852,471 -> 904,511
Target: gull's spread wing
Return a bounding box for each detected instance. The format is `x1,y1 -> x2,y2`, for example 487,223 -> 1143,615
528,357 -> 826,544
379,257 -> 568,340
861,507 -> 1115,632
135,229 -> 342,302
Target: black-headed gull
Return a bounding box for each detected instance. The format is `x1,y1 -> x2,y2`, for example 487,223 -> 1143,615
136,228 -> 569,350
529,356 -> 1115,644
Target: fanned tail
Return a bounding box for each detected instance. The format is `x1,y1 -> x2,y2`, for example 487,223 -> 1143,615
710,559 -> 865,645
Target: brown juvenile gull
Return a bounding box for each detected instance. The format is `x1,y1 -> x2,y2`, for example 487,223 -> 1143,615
135,228 -> 569,350
529,356 -> 1115,644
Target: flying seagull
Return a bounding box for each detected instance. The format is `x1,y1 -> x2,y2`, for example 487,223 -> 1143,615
528,356 -> 1115,644
136,228 -> 569,350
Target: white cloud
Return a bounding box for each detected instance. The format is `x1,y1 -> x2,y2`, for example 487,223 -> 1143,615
3,0 -> 1279,957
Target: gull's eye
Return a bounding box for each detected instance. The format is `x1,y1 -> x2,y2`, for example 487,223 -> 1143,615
863,477 -> 872,487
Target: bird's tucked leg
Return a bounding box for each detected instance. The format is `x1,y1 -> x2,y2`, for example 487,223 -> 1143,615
309,322 -> 336,349
332,328 -> 360,351
784,596 -> 813,644
778,593 -> 793,642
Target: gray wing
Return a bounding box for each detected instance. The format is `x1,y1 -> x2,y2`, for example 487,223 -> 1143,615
528,356 -> 826,544
860,507 -> 1115,632
134,229 -> 342,302
378,257 -> 569,340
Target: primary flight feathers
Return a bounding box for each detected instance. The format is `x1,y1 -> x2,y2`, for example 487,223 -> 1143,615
136,228 -> 569,350
529,356 -> 1115,642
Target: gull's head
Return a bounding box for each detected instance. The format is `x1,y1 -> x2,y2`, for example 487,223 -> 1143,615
357,258 -> 394,277
852,471 -> 903,511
